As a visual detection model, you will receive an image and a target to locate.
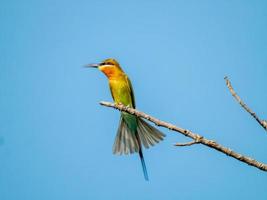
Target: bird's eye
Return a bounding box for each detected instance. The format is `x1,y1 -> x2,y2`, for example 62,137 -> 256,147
106,62 -> 113,65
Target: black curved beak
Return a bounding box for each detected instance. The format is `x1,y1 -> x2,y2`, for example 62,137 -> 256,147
84,63 -> 99,68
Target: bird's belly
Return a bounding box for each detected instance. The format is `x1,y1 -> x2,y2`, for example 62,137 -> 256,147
109,81 -> 132,107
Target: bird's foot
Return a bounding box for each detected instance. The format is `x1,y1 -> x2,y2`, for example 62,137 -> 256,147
115,102 -> 130,109
116,102 -> 123,106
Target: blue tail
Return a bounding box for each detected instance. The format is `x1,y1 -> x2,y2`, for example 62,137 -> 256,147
139,149 -> 149,181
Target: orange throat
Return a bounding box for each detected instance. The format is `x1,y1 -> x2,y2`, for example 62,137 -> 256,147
100,66 -> 123,80
101,68 -> 115,78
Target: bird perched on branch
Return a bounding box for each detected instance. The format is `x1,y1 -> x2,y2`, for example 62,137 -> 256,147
86,58 -> 165,180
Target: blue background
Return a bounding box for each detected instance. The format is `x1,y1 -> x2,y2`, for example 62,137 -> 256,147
1,0 -> 267,199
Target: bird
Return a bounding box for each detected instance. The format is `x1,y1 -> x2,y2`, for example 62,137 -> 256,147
86,58 -> 165,180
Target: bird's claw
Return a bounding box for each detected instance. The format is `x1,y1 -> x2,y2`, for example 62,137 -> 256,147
115,102 -> 130,109
116,102 -> 123,106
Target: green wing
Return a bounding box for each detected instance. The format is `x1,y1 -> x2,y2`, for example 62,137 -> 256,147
108,82 -> 115,101
125,75 -> 136,108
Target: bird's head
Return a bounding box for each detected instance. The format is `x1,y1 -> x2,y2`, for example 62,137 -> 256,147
86,58 -> 124,78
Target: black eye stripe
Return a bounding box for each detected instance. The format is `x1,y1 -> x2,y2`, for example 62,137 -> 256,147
100,62 -> 113,66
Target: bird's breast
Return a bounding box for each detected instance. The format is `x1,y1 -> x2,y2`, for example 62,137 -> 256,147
109,78 -> 133,107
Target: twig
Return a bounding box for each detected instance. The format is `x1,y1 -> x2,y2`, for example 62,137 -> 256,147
224,76 -> 267,131
174,140 -> 200,146
100,101 -> 267,172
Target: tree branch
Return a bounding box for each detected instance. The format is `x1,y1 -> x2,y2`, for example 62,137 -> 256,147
174,140 -> 200,147
100,101 -> 267,172
224,76 -> 267,131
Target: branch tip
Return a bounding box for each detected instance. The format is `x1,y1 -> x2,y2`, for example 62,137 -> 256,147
225,77 -> 266,132
174,140 -> 200,147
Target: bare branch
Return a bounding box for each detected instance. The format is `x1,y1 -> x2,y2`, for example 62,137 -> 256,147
224,76 -> 267,131
100,101 -> 267,172
174,140 -> 200,147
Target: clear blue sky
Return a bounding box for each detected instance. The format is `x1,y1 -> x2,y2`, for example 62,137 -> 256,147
0,0 -> 267,199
